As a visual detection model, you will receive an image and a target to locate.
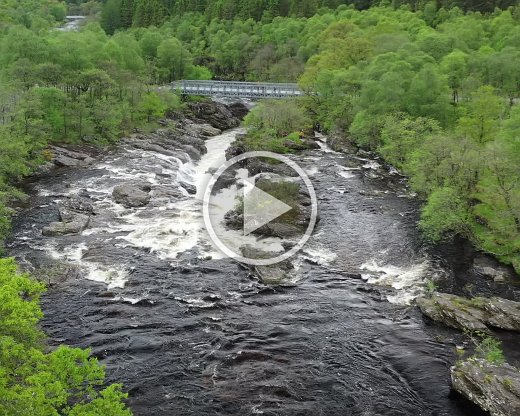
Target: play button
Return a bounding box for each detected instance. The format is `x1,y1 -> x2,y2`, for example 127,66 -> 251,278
242,178 -> 293,236
202,151 -> 318,266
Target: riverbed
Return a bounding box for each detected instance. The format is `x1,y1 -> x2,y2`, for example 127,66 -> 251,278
8,123 -> 517,415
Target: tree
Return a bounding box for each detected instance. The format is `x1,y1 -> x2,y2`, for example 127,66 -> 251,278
120,0 -> 135,28
156,38 -> 192,82
379,114 -> 441,168
440,50 -> 468,103
0,258 -> 132,415
419,187 -> 472,242
243,99 -> 311,136
139,92 -> 166,122
457,86 -> 504,144
101,0 -> 122,35
133,0 -> 167,27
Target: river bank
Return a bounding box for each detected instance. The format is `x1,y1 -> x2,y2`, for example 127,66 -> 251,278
6,100 -> 520,415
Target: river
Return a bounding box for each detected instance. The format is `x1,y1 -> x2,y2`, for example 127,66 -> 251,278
8,123 -> 516,415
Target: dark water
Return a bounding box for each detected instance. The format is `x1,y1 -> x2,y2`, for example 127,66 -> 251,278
8,129 -> 517,415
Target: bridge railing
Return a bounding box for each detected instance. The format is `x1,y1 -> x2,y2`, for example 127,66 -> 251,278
171,80 -> 304,99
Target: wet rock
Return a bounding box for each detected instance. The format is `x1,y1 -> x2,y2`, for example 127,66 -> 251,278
42,197 -> 93,237
255,262 -> 295,285
224,210 -> 243,230
178,144 -> 202,161
43,214 -> 90,236
128,141 -> 177,156
227,102 -> 250,120
179,181 -> 197,195
112,183 -> 152,208
152,185 -> 185,200
183,121 -> 222,137
473,256 -> 513,284
256,222 -> 302,239
51,146 -> 95,167
451,359 -> 520,416
240,246 -> 295,285
327,133 -> 358,154
187,101 -> 240,130
417,293 -> 520,333
60,197 -> 94,215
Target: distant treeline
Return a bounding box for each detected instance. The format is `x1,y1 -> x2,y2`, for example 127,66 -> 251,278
100,0 -> 519,33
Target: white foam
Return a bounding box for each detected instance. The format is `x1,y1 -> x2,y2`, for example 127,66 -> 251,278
360,259 -> 429,305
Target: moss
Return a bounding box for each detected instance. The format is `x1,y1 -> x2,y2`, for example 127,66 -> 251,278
502,377 -> 514,391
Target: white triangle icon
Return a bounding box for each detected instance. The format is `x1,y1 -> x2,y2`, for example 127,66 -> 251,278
242,178 -> 293,236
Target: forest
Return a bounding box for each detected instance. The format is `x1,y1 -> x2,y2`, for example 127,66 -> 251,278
1,0 -> 520,414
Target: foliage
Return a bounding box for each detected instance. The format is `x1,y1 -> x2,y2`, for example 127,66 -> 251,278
244,99 -> 311,137
474,334 -> 506,365
0,258 -> 132,415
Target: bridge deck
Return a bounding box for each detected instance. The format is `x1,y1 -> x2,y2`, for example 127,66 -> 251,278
171,80 -> 303,99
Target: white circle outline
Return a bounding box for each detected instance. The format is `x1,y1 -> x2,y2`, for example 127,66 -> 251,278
202,151 -> 318,266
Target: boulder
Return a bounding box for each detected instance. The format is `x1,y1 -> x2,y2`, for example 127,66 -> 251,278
42,197 -> 93,237
179,181 -> 197,195
51,146 -> 95,167
187,101 -> 240,130
451,359 -> 520,416
178,144 -> 202,161
326,133 -> 358,154
227,102 -> 250,120
112,183 -> 151,208
473,256 -> 513,283
183,122 -> 222,137
240,246 -> 294,285
60,197 -> 94,215
43,214 -> 90,236
417,293 -> 520,333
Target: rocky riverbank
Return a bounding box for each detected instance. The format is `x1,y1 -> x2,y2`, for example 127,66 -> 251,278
452,359 -> 520,416
30,100 -> 247,241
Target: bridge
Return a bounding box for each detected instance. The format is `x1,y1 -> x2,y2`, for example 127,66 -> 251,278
171,80 -> 304,99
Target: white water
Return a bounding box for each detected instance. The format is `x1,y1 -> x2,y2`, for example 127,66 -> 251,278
33,127 -> 434,304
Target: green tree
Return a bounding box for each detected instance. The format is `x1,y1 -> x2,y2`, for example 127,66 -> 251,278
457,86 -> 504,144
0,258 -> 132,415
101,0 -> 122,35
157,37 -> 192,82
140,92 -> 166,122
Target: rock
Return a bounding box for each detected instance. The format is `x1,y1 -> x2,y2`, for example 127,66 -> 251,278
255,263 -> 295,285
51,146 -> 95,167
179,181 -> 197,195
256,222 -> 303,239
326,134 -> 358,154
183,121 -> 222,137
187,101 -> 240,130
417,293 -> 520,333
451,359 -> 520,416
227,102 -> 250,120
473,256 -> 513,283
178,144 -> 202,161
112,183 -> 152,208
224,210 -> 243,230
54,155 -> 83,167
60,197 -> 94,215
43,214 -> 90,236
240,246 -> 295,285
42,197 -> 93,237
